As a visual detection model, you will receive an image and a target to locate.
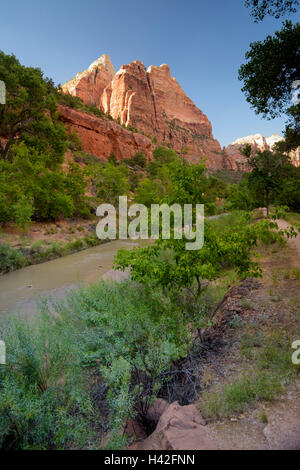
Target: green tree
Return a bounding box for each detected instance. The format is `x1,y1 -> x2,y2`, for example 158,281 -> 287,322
135,178 -> 162,206
147,147 -> 180,178
245,0 -> 299,22
97,163 -> 130,205
239,20 -> 300,152
225,179 -> 256,211
0,143 -> 89,222
0,51 -> 68,163
115,212 -> 295,299
0,52 -> 91,223
274,165 -> 300,211
13,196 -> 34,231
242,145 -> 293,214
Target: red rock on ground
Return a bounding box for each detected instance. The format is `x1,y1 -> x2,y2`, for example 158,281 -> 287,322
137,401 -> 219,450
147,398 -> 170,424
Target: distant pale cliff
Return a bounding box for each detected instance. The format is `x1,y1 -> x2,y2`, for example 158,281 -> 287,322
223,133 -> 300,170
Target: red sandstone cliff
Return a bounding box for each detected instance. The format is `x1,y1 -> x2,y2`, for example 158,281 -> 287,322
62,55 -> 115,108
58,105 -> 153,162
63,56 -> 224,169
62,56 -> 300,171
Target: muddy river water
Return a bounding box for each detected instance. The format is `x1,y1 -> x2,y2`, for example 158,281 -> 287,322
0,240 -> 140,317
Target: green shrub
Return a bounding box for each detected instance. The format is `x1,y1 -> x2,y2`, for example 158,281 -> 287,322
43,242 -> 64,258
58,280 -> 189,441
0,242 -> 26,274
68,131 -> 83,151
201,372 -> 282,419
13,196 -> 34,231
66,239 -> 84,251
0,313 -> 94,449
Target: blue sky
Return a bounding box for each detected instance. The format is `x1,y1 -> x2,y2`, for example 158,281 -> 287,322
0,0 -> 298,146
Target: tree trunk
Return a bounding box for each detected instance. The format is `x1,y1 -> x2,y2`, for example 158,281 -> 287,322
266,188 -> 270,216
196,276 -> 202,298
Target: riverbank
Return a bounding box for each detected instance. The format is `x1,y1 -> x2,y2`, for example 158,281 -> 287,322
0,218 -> 104,275
0,239 -> 138,316
0,213 -> 227,275
126,228 -> 300,450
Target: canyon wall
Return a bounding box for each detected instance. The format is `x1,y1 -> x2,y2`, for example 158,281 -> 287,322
62,55 -> 115,108
63,56 -> 224,169
59,105 -> 153,162
62,56 -> 300,171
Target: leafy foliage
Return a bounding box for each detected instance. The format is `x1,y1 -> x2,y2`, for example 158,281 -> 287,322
0,242 -> 26,273
0,313 -> 94,449
245,0 -> 299,22
239,21 -> 300,151
50,280 -> 191,445
244,147 -> 293,214
0,143 -> 89,223
235,146 -> 300,214
114,212 -> 295,298
0,51 -> 91,224
239,21 -> 300,119
0,52 -> 67,162
96,163 -> 130,205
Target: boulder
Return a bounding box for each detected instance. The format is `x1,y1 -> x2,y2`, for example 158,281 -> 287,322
137,401 -> 219,450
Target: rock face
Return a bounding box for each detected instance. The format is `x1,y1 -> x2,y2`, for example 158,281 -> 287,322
137,401 -> 218,450
223,133 -> 300,170
63,56 -> 224,169
58,105 -> 153,162
62,56 -> 300,171
223,133 -> 282,171
62,55 -> 115,108
289,147 -> 300,167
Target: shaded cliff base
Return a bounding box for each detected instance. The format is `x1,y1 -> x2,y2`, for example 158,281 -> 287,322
58,101 -> 300,173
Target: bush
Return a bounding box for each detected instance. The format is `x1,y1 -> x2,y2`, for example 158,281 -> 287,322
0,313 -> 94,449
56,280 -> 189,442
96,163 -> 130,205
0,242 -> 26,274
13,196 -> 34,231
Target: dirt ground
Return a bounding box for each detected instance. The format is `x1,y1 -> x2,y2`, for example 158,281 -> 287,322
198,224 -> 300,450
0,218 -> 98,248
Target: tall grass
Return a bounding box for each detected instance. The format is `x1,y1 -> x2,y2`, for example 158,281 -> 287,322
0,311 -> 94,449
0,279 -> 201,449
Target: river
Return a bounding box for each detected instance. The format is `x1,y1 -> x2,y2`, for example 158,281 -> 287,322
0,214 -> 230,317
0,240 -> 139,317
